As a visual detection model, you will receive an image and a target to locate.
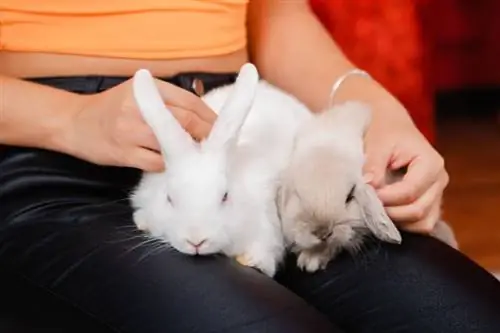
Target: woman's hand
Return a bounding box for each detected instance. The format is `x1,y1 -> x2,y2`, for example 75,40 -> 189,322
62,78 -> 216,172
247,0 -> 449,234
362,96 -> 449,234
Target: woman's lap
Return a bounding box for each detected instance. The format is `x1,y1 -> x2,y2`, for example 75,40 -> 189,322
2,148 -> 500,333
278,233 -> 500,332
0,215 -> 338,333
0,147 -> 340,333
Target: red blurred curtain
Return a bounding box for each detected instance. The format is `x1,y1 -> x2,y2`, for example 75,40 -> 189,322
419,0 -> 500,91
309,0 -> 435,143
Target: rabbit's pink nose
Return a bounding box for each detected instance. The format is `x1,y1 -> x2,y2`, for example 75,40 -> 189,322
187,239 -> 207,249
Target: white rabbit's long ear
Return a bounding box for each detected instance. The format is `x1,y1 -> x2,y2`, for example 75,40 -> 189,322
204,63 -> 259,151
132,69 -> 196,161
356,183 -> 402,244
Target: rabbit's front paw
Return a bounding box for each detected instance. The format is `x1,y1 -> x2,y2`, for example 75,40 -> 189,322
236,249 -> 278,278
132,210 -> 149,232
297,249 -> 331,273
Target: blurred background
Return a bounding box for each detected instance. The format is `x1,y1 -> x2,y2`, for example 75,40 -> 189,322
310,0 -> 500,274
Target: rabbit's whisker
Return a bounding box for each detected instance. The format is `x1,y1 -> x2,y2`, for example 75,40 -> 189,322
136,240 -> 177,263
107,233 -> 150,245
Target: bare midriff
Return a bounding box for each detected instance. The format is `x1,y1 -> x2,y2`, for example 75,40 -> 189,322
0,49 -> 248,79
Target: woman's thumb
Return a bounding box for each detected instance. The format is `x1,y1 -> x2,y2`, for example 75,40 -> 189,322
363,146 -> 392,189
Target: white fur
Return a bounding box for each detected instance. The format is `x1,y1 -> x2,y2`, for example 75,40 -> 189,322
130,63 -> 311,277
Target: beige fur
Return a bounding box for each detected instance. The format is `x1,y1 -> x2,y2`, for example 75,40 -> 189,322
277,101 -> 458,273
278,102 -> 402,273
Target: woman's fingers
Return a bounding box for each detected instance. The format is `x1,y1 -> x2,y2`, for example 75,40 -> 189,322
166,104 -> 214,141
125,78 -> 216,170
398,197 -> 443,235
385,180 -> 438,224
377,154 -> 444,206
155,79 -> 217,124
384,170 -> 447,231
125,147 -> 165,172
130,78 -> 216,141
133,102 -> 213,142
132,123 -> 162,152
362,144 -> 393,189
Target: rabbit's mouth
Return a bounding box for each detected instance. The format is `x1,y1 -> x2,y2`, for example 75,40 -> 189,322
170,236 -> 223,257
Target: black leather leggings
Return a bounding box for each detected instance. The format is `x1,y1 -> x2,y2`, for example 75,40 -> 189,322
1,73 -> 500,333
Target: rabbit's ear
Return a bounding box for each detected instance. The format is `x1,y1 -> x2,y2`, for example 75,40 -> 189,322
204,63 -> 259,151
132,69 -> 196,161
355,183 -> 402,244
275,184 -> 286,221
275,181 -> 291,221
321,101 -> 373,138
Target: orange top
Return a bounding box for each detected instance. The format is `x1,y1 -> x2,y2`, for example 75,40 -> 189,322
0,0 -> 249,60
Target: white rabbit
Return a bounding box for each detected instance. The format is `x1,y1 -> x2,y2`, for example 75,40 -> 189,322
276,101 -> 458,273
129,63 -> 311,277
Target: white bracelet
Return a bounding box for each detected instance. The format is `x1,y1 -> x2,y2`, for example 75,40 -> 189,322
328,68 -> 372,107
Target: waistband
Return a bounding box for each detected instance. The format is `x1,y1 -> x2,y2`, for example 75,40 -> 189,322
25,72 -> 238,95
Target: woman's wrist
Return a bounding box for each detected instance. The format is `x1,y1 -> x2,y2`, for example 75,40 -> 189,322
331,72 -> 415,124
40,93 -> 88,155
0,75 -> 88,153
248,0 -> 415,125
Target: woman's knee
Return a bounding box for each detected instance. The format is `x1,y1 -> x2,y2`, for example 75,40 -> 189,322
277,232 -> 500,333
0,217 -> 340,333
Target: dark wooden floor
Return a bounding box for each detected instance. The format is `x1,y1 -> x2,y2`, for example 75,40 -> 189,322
436,94 -> 500,272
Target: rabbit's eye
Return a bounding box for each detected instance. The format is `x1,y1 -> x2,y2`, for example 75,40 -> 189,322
221,191 -> 229,203
167,195 -> 173,205
345,185 -> 355,204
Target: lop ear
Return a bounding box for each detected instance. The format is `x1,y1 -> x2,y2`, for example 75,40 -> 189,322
355,183 -> 402,244
132,69 -> 196,161
204,63 -> 259,151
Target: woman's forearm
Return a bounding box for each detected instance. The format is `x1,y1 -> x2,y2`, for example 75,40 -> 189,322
248,0 -> 412,121
0,75 -> 82,151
